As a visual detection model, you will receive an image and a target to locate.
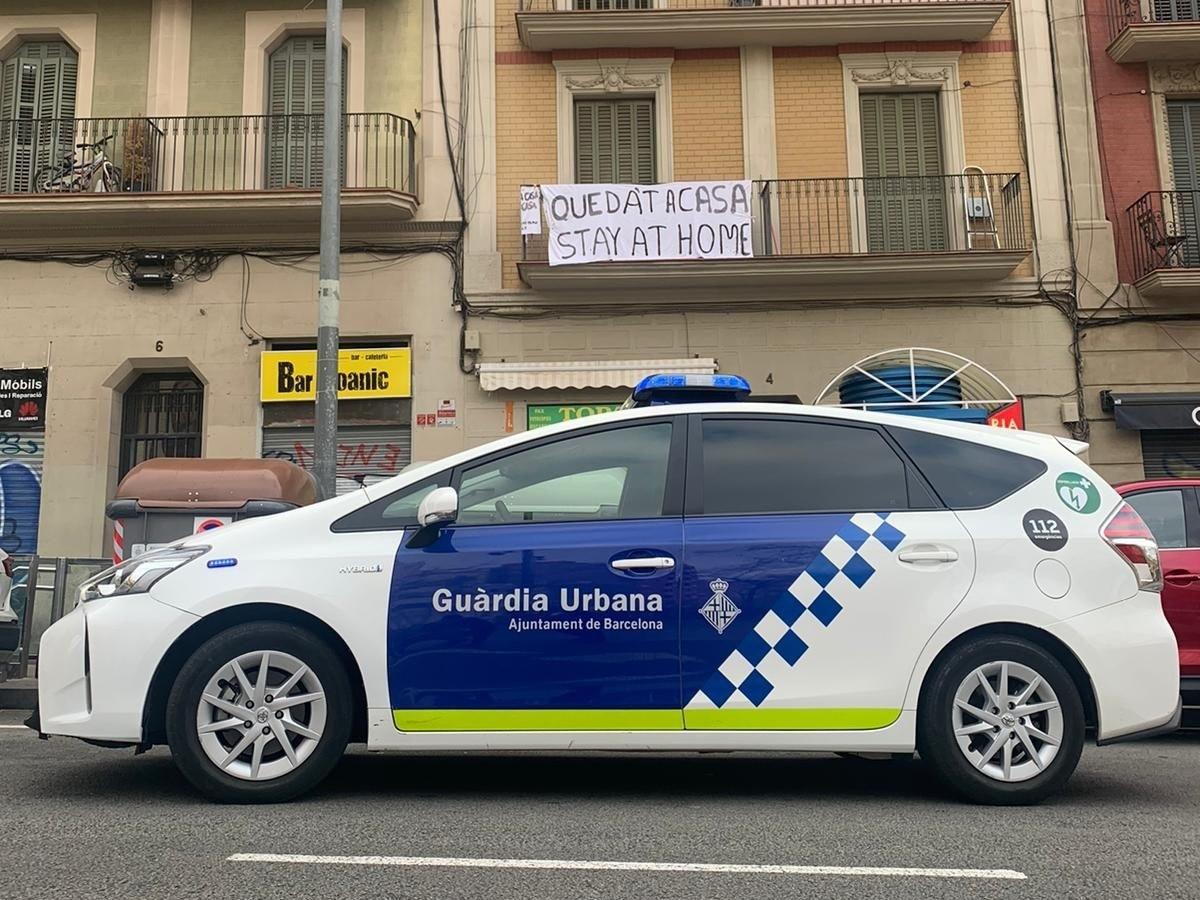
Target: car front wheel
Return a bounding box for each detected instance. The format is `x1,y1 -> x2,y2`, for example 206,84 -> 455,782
165,622 -> 352,803
917,636 -> 1085,805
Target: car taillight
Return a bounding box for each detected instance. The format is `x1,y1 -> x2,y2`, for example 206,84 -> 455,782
2,557 -> 13,579
1103,503 -> 1162,592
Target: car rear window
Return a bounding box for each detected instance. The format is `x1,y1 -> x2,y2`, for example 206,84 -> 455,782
887,426 -> 1046,509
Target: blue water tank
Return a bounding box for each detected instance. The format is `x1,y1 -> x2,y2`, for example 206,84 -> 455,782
838,365 -> 987,424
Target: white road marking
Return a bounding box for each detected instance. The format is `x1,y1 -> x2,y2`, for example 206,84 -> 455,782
228,853 -> 1027,880
0,725 -> 30,730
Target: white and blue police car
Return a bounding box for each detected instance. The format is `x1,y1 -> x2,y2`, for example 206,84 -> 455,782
33,374 -> 1181,804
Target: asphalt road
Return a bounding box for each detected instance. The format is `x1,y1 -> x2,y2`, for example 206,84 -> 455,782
2,709 -> 1197,900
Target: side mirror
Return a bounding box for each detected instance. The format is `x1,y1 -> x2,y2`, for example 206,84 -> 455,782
417,486 -> 459,528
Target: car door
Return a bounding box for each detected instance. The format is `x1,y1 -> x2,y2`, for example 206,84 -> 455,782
385,416 -> 685,732
679,414 -> 975,730
1124,486 -> 1200,677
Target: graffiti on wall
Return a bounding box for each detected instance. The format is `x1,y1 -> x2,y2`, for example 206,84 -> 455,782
262,438 -> 410,494
0,432 -> 42,555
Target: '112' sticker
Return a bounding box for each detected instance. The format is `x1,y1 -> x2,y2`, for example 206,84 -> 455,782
1023,509 -> 1068,551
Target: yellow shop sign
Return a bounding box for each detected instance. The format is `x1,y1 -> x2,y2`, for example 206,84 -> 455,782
260,347 -> 412,402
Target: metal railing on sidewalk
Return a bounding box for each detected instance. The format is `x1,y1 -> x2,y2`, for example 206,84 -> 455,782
4,556 -> 110,679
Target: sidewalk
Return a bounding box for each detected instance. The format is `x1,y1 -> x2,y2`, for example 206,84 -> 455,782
0,678 -> 37,710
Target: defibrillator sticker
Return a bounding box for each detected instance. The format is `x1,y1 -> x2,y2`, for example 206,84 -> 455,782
1055,472 -> 1101,515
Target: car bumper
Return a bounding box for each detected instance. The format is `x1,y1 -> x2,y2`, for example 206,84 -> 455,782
38,595 -> 198,743
1048,589 -> 1180,742
1096,695 -> 1181,745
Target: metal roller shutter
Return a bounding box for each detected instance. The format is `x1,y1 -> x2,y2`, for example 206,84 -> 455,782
1141,429 -> 1200,479
0,430 -> 44,555
261,424 -> 412,495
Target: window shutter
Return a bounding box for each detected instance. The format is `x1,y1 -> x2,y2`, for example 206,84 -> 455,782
574,98 -> 655,184
574,100 -> 597,183
1166,100 -> 1200,264
267,36 -> 346,189
0,41 -> 77,193
0,58 -> 17,191
632,98 -> 655,184
860,92 -> 945,253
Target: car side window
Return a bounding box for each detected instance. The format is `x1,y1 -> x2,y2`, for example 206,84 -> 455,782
1125,490 -> 1187,549
455,422 -> 672,526
698,417 -> 913,514
330,474 -> 449,532
887,426 -> 1046,509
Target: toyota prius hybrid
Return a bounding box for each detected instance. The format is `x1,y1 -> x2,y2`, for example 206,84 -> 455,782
32,375 -> 1181,804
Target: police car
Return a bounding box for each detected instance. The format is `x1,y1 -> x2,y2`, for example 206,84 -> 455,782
33,375 -> 1181,805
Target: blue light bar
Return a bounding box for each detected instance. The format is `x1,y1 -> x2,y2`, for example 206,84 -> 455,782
624,373 -> 752,408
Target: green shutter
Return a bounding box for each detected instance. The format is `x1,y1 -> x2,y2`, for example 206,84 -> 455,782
0,41 -> 77,192
266,36 -> 347,189
573,98 -> 655,184
1167,100 -> 1200,264
860,92 -> 945,253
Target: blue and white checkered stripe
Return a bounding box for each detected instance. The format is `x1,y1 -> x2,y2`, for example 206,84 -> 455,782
687,513 -> 907,709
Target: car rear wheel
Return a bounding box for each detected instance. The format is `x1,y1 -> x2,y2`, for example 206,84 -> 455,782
917,636 -> 1084,805
166,622 -> 351,803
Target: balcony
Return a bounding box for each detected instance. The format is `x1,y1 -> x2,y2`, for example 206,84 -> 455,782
516,0 -> 1009,51
1127,190 -> 1200,298
1106,0 -> 1200,62
518,173 -> 1030,299
0,114 -> 426,251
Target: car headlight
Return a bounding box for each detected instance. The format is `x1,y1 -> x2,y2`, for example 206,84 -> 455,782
80,545 -> 209,603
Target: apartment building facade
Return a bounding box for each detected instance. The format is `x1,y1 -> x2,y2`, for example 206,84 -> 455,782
0,0 -> 464,557
457,0 -> 1095,465
1076,0 -> 1200,482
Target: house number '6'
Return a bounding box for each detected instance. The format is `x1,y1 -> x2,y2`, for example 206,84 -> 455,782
155,341 -> 164,352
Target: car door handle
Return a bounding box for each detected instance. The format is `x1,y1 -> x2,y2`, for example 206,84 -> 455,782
611,556 -> 676,571
898,548 -> 959,564
1164,571 -> 1200,586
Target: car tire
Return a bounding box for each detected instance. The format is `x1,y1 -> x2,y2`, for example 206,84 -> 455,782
917,636 -> 1084,805
165,621 -> 352,804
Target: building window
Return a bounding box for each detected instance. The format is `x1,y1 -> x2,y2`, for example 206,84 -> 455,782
860,92 -> 947,252
555,59 -> 673,183
1165,99 -> 1200,265
119,373 -> 204,478
266,35 -> 346,189
574,98 -> 656,184
0,40 -> 78,193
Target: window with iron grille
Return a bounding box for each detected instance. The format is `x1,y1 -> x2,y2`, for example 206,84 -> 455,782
119,373 -> 204,478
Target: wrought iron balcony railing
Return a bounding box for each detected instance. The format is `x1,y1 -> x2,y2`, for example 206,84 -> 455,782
522,173 -> 1028,262
1127,190 -> 1200,280
1107,0 -> 1200,43
0,113 -> 416,196
518,0 -> 1003,11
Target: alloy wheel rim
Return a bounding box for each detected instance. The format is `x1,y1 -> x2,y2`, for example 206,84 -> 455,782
195,650 -> 327,782
951,660 -> 1063,783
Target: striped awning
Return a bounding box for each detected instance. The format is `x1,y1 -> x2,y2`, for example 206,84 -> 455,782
477,358 -> 718,392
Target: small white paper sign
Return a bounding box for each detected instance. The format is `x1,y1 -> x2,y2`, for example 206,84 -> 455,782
520,185 -> 542,236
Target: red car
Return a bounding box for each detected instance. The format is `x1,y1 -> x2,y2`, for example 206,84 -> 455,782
1115,480 -> 1200,718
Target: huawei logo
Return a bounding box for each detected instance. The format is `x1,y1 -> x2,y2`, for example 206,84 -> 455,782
18,401 -> 38,418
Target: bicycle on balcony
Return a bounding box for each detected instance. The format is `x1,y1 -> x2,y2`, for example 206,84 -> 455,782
33,135 -> 123,193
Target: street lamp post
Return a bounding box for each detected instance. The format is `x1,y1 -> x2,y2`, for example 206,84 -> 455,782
313,0 -> 343,500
